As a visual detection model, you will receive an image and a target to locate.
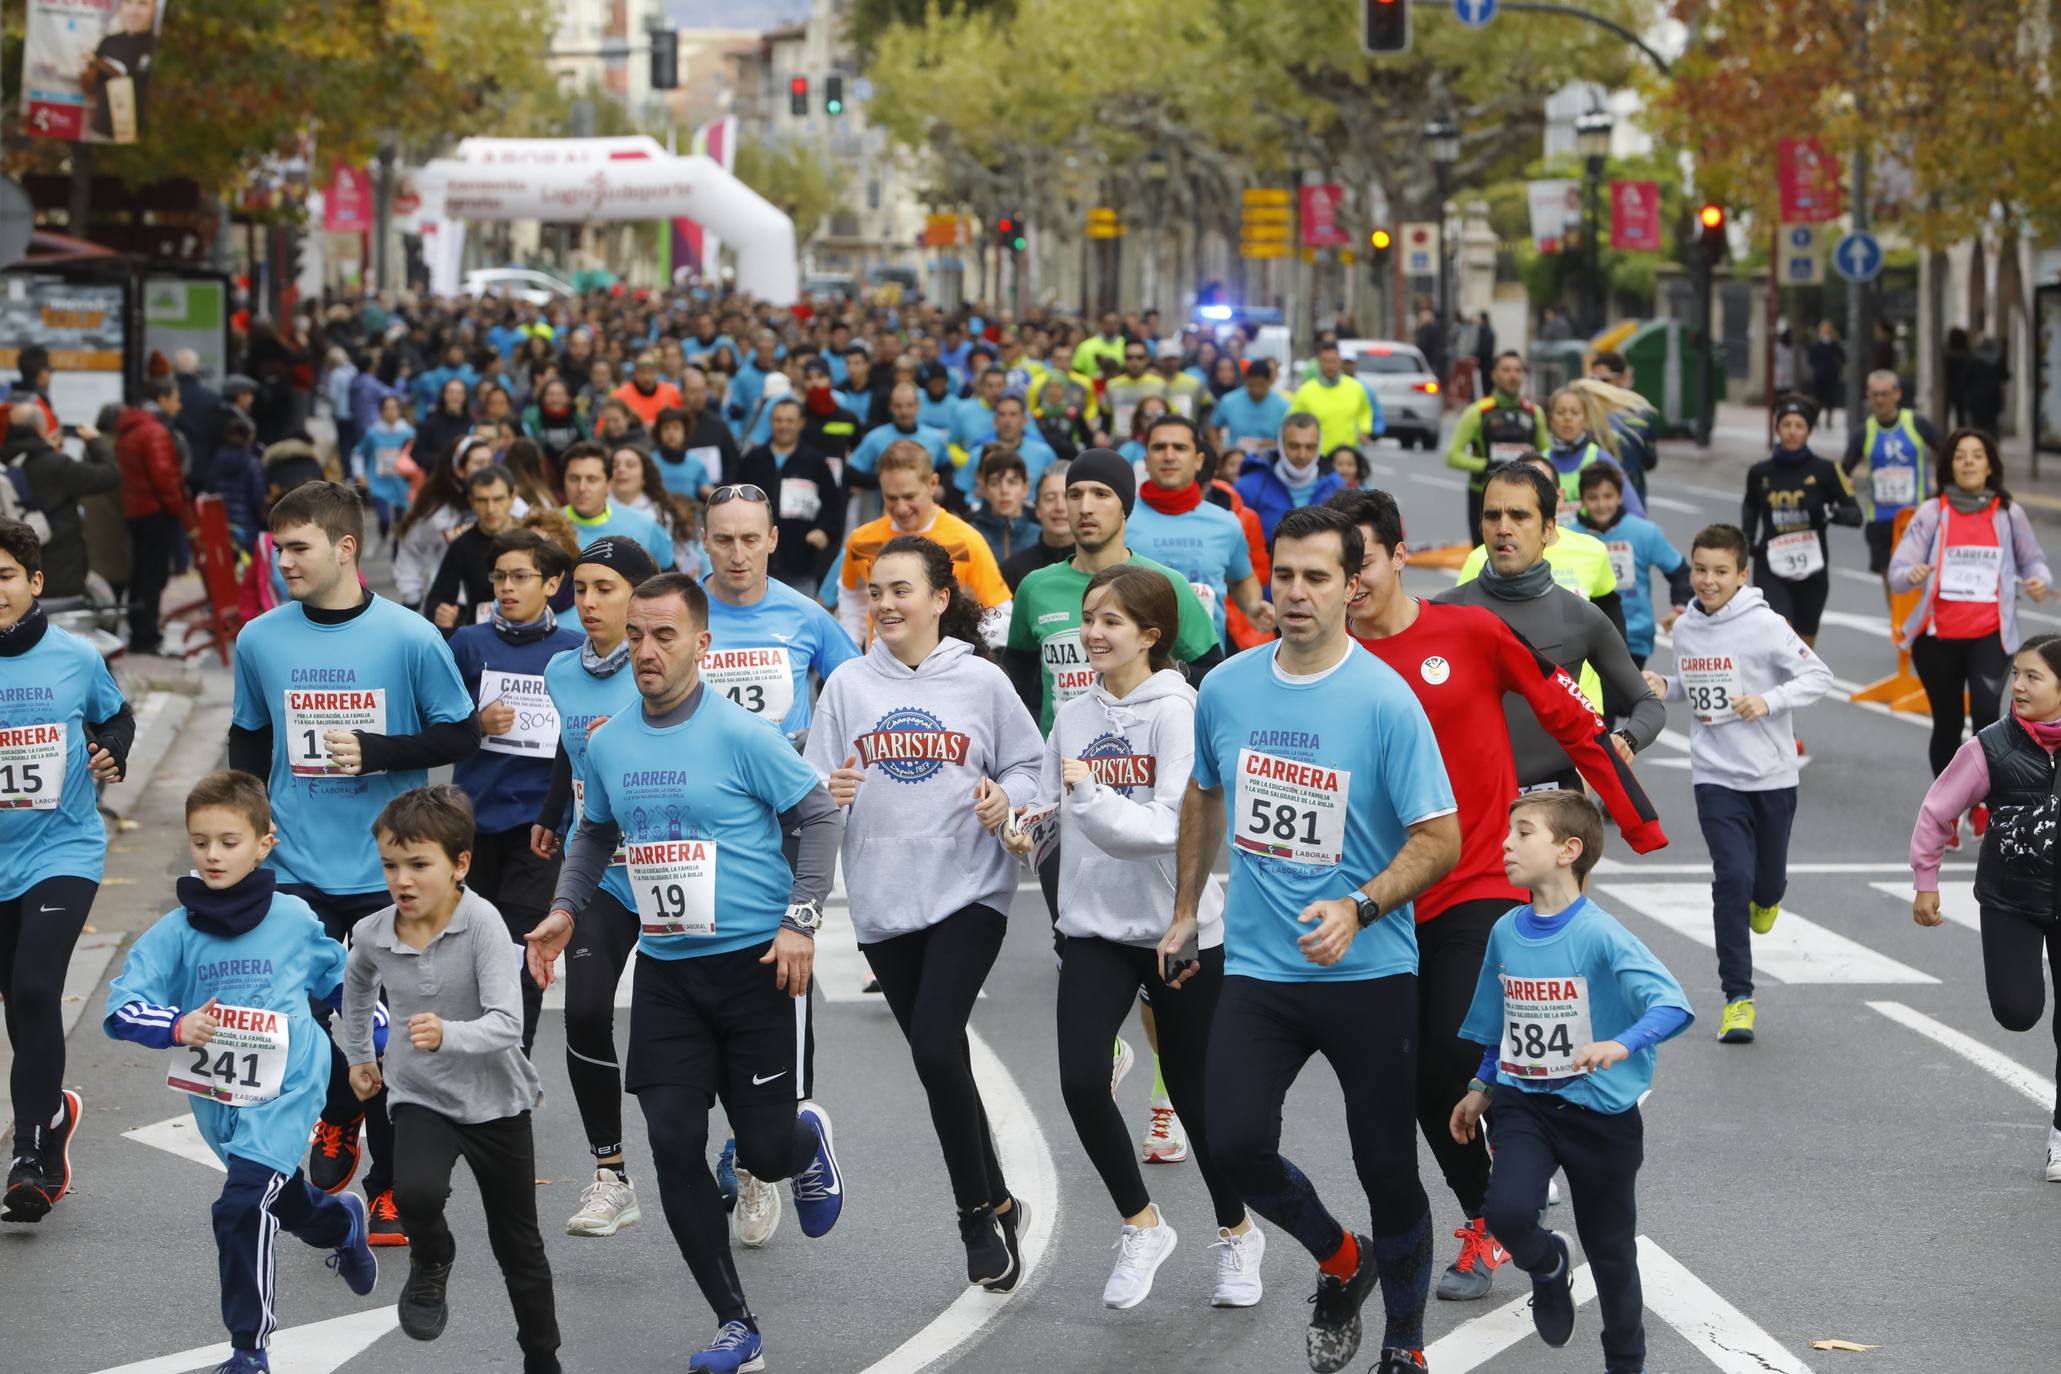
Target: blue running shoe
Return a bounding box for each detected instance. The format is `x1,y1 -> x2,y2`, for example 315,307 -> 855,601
210,1350 -> 268,1373
687,1319 -> 765,1373
791,1103 -> 843,1238
326,1191 -> 379,1296
716,1138 -> 740,1214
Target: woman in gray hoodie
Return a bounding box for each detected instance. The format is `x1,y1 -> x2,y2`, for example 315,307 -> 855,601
805,533 -> 1044,1292
1006,564 -> 1262,1313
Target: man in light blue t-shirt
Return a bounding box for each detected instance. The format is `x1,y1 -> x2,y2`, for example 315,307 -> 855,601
1171,503 -> 1460,1374
1211,359 -> 1291,458
560,442 -> 676,570
1124,414 -> 1274,649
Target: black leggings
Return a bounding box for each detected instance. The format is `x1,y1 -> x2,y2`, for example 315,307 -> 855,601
1980,903 -> 2061,1128
466,826 -> 562,1055
1414,900 -> 1503,1219
562,891 -> 640,1160
1754,563 -> 1830,639
0,875 -> 95,1135
860,905 -> 1011,1212
636,1080 -> 815,1327
282,884 -> 396,1197
1912,632 -> 2008,776
1057,939 -> 1243,1228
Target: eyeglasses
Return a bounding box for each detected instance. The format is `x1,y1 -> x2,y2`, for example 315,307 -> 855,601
707,483 -> 769,507
1124,352 -> 1148,361
488,570 -> 542,586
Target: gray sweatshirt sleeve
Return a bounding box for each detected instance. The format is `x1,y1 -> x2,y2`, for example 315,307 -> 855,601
1759,621 -> 1835,717
990,676 -> 1048,811
435,916 -> 525,1057
1069,706 -> 1188,861
1581,602 -> 1666,749
338,941 -> 380,1064
549,815 -> 623,917
779,783 -> 842,910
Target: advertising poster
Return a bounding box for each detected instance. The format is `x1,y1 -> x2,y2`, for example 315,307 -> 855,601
21,0 -> 170,145
144,277 -> 227,388
0,275 -> 128,424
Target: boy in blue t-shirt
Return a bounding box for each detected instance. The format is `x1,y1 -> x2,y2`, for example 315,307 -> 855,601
104,771 -> 378,1374
1451,790 -> 1692,1374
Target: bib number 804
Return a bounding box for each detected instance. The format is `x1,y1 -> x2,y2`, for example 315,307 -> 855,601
1246,798 -> 1319,846
1508,1021 -> 1575,1060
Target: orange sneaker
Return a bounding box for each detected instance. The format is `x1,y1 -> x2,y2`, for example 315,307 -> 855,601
365,1188 -> 408,1247
308,1115 -> 362,1194
1435,1216 -> 1509,1301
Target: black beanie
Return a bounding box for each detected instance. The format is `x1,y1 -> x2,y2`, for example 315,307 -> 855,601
1067,447 -> 1136,518
574,535 -> 660,585
1774,395 -> 1817,431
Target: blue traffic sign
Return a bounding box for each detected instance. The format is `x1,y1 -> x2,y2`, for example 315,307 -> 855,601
1834,231 -> 1883,283
1455,0 -> 1498,25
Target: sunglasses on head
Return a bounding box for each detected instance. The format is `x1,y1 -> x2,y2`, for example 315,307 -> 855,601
707,483 -> 769,507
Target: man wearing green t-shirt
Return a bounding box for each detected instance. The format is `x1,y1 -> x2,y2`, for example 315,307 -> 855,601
1004,448 -> 1220,733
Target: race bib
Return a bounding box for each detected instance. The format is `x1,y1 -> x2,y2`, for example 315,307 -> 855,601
1940,544 -> 2002,603
1232,748 -> 1349,866
702,646 -> 795,720
1765,529 -> 1825,581
478,670 -> 557,758
1498,974 -> 1592,1081
1189,580 -> 1220,622
1234,436 -> 1271,453
625,837 -> 717,936
284,689 -> 387,776
570,779 -> 627,866
688,445 -> 722,484
474,601 -> 494,625
779,477 -> 822,521
1872,465 -> 1916,508
375,445 -> 400,478
1677,655 -> 1740,725
1488,442 -> 1532,463
1167,391 -> 1196,419
1605,541 -> 1635,590
1013,802 -> 1061,870
0,722 -> 65,810
1042,628 -> 1095,707
1113,402 -> 1138,439
165,1005 -> 290,1107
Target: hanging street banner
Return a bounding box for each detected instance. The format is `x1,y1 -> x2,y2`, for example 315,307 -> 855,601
1778,136 -> 1842,224
1609,180 -> 1661,252
1299,184 -> 1351,248
324,161 -> 373,235
1527,179 -> 1580,254
21,0 -> 170,145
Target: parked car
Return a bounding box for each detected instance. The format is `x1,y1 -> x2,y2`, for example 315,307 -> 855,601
462,268 -> 577,306
1338,339 -> 1442,449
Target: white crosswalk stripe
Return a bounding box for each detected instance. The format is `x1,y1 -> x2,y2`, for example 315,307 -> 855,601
1869,878 -> 1979,931
1600,883 -> 1937,984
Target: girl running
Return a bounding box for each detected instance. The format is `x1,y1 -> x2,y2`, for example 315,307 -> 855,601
805,534 -> 1044,1290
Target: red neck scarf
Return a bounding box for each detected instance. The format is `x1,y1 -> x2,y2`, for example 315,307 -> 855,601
1139,479 -> 1204,515
2016,711 -> 2061,754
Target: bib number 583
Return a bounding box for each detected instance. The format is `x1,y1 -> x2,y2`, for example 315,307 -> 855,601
1247,797 -> 1319,846
1686,683 -> 1729,714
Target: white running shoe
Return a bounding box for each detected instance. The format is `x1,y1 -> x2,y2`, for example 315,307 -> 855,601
1210,1222 -> 1266,1307
565,1168 -> 641,1237
1111,1037 -> 1135,1097
2046,1127 -> 2061,1183
1140,1102 -> 1189,1163
1547,1176 -> 1562,1206
1103,1214 -> 1178,1309
734,1166 -> 782,1248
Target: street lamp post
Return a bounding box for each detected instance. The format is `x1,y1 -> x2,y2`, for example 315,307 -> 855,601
1425,119 -> 1459,361
1576,109 -> 1614,337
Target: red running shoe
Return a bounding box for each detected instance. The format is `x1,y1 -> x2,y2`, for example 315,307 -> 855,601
365,1189 -> 408,1247
1971,804 -> 1990,838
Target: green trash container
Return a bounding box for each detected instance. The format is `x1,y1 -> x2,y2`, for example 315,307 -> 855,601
1621,319 -> 1725,439
1527,341 -> 1589,401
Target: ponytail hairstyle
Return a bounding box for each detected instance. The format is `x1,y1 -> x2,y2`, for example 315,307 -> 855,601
876,533 -> 986,655
2017,633 -> 2061,679
1083,563 -> 1179,675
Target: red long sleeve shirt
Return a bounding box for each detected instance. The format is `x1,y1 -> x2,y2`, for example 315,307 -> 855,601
1356,600 -> 1667,921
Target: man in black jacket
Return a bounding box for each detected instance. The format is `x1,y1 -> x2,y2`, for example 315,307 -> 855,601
2,404 -> 119,602
734,397 -> 843,596
172,349 -> 220,484
421,466 -> 520,631
678,364 -> 739,485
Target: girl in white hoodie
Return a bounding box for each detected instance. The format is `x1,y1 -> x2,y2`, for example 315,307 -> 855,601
805,534 -> 1044,1291
1006,564 -> 1264,1312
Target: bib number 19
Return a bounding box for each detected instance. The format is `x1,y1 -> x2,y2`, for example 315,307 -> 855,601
1246,798 -> 1319,847
646,882 -> 692,923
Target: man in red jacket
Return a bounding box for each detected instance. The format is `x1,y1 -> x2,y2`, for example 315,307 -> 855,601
1327,487 -> 1668,1306
116,378 -> 196,655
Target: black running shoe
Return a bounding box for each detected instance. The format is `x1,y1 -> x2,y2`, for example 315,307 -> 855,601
398,1255 -> 453,1341
958,1203 -> 1014,1287
1305,1234 -> 1379,1373
983,1196 -> 1030,1293
1529,1230 -> 1576,1347
3,1092 -> 81,1224
308,1114 -> 363,1194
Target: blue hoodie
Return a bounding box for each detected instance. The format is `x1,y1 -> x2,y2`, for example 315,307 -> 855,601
1235,452 -> 1346,542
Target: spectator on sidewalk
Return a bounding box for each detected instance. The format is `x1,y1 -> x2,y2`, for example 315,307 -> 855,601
1966,335 -> 2010,439
205,414 -> 267,551
5,344 -> 60,434
2,402 -> 118,603
116,379 -> 196,656
81,403 -> 129,599
1808,321 -> 1846,430
173,348 -> 221,484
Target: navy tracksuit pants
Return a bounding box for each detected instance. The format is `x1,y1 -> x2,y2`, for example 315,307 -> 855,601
1693,783 -> 1797,1002
214,1156 -> 354,1351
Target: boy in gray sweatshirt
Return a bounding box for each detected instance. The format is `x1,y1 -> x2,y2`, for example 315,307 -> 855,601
340,785 -> 558,1373
1642,524 -> 1833,1049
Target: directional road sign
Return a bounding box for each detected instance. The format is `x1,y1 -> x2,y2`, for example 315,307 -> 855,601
1834,230 -> 1883,284
1455,0 -> 1498,25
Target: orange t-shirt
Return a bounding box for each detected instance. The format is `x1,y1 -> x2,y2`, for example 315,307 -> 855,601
611,380 -> 683,429
842,509 -> 1012,615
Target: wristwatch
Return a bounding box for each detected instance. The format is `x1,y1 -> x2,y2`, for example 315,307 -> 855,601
1612,728 -> 1639,755
1351,891 -> 1382,928
782,899 -> 824,935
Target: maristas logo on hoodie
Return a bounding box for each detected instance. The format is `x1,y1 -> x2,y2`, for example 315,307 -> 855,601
855,706 -> 971,783
1080,732 -> 1155,797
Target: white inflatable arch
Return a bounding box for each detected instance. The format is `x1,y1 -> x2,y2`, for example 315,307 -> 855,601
413,136 -> 799,303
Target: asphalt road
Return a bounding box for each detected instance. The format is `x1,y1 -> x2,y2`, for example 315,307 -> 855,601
9,426 -> 2061,1374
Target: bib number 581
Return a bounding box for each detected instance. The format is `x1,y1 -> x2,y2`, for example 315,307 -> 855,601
1247,797 -> 1319,846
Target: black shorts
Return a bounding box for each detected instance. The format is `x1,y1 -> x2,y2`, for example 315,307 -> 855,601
624,943 -> 815,1103
1864,520 -> 1895,574
1753,563 -> 1830,638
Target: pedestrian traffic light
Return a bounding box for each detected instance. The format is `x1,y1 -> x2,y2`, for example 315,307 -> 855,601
1698,202 -> 1726,261
789,76 -> 809,117
825,75 -> 845,116
650,29 -> 678,91
1363,0 -> 1410,55
996,214 -> 1026,253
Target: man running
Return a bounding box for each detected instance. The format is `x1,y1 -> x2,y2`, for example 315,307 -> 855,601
1445,352 -> 1551,543
838,444 -> 1011,646
1841,369 -> 1945,587
1436,464 -> 1664,792
1172,503 -> 1460,1374
229,481 -> 482,1244
562,441 -> 677,570
1328,487 -> 1667,1301
526,572 -> 846,1374
1128,414 -> 1276,652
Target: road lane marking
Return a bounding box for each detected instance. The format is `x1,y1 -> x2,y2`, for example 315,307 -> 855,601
1643,493 -> 1703,514
855,1022 -> 1058,1374
122,1113 -> 226,1174
1425,1256 -> 1600,1370
1639,1236 -> 1816,1373
1833,567 -> 1880,585
90,1307 -> 399,1374
1600,883 -> 1938,984
1817,609 -> 1892,637
1868,1000 -> 2055,1107
1593,860 -> 1973,876
1869,878 -> 1979,931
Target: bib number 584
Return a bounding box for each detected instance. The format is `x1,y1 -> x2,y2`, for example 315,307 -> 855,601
1509,1021 -> 1574,1059
1247,797 -> 1319,846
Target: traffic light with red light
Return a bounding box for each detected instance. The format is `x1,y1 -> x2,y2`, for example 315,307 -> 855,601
789,76 -> 809,117
1363,0 -> 1410,54
1698,203 -> 1726,261
996,214 -> 1027,253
